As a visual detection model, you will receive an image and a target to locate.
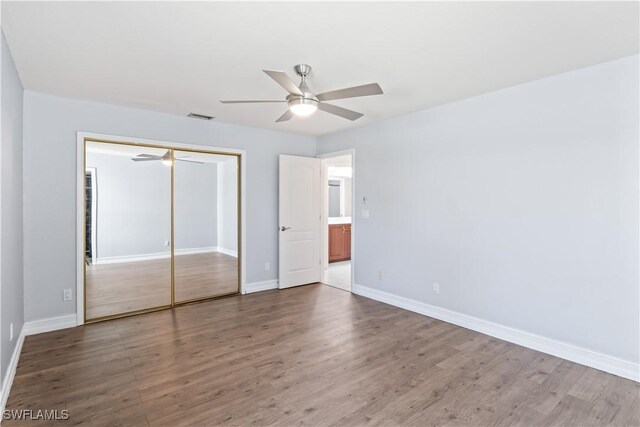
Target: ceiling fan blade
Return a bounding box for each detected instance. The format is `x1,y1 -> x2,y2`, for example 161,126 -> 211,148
275,109 -> 294,123
318,103 -> 364,121
175,159 -> 204,164
316,83 -> 383,102
135,153 -> 160,158
131,157 -> 161,162
220,100 -> 286,104
263,70 -> 304,96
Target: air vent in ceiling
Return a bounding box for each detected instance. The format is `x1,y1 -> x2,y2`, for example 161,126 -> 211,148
188,113 -> 214,120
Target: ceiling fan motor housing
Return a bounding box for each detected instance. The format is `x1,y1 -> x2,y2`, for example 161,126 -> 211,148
294,64 -> 312,77
289,64 -> 319,112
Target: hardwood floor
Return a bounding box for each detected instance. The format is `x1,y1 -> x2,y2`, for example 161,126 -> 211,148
7,284 -> 639,426
86,252 -> 238,319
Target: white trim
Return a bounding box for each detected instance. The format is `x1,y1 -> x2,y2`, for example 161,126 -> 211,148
95,251 -> 171,264
318,149 -> 355,291
352,284 -> 639,382
94,246 -> 219,265
216,247 -> 238,258
76,136 -> 84,325
76,131 -> 247,325
24,314 -> 77,336
0,325 -> 24,417
244,280 -> 278,294
0,315 -> 77,413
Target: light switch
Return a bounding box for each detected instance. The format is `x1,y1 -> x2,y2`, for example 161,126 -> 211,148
361,209 -> 370,219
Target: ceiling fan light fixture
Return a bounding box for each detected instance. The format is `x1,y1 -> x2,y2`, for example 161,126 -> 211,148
288,98 -> 318,117
161,151 -> 173,166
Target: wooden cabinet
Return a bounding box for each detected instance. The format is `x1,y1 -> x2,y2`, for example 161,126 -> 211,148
329,223 -> 351,263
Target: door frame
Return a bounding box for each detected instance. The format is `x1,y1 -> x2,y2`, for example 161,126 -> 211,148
75,131 -> 247,326
318,149 -> 355,291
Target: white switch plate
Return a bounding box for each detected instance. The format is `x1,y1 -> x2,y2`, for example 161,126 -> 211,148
164,240 -> 171,247
265,262 -> 270,272
63,288 -> 73,301
433,283 -> 440,295
362,209 -> 370,219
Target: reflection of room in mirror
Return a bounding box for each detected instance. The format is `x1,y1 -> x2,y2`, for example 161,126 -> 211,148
174,150 -> 238,302
83,141 -> 239,321
85,141 -> 172,320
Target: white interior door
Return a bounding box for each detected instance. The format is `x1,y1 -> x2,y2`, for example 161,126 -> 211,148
279,155 -> 321,289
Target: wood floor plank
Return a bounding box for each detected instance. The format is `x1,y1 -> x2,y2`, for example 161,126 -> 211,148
5,284 -> 638,426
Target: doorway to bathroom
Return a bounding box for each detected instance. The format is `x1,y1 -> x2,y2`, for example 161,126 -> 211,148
320,151 -> 354,292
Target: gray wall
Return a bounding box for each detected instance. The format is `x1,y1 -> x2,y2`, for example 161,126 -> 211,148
317,55 -> 639,363
174,159 -> 218,252
217,157 -> 237,253
87,151 -> 173,259
23,91 -> 315,321
1,32 -> 24,383
88,150 -> 231,259
343,177 -> 352,217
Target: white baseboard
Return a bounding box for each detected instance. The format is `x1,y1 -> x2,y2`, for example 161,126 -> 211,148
0,314 -> 77,416
0,325 -> 25,416
94,246 -> 222,264
352,284 -> 639,382
95,251 -> 171,264
216,247 -> 238,258
176,247 -> 218,256
244,280 -> 278,294
24,314 -> 77,336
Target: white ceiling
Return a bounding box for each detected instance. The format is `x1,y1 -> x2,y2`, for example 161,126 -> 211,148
3,2 -> 638,136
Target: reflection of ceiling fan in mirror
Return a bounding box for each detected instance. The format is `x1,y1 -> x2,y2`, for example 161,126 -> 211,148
130,150 -> 203,166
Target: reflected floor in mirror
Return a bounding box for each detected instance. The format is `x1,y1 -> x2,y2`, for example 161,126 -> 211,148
86,252 -> 238,320
175,252 -> 238,302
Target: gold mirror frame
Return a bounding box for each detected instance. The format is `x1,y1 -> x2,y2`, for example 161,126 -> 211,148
83,137 -> 242,323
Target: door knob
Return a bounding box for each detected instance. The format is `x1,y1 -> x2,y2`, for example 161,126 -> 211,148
280,226 -> 291,231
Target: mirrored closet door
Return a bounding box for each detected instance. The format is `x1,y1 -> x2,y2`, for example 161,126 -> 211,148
85,141 -> 172,321
174,151 -> 239,303
84,140 -> 240,323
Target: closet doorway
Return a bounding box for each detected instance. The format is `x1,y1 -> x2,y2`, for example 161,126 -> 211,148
79,136 -> 242,323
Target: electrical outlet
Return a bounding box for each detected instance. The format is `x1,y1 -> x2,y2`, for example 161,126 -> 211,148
164,240 -> 171,247
10,323 -> 13,342
63,288 -> 73,301
264,262 -> 270,272
432,283 -> 440,295
377,271 -> 383,281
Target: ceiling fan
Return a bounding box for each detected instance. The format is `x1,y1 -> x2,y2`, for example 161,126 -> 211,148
220,64 -> 383,122
131,151 -> 203,166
